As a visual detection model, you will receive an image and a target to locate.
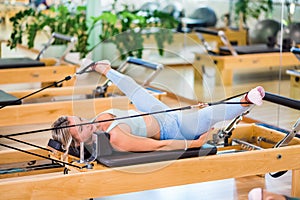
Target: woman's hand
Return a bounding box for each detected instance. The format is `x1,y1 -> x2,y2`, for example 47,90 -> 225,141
194,131 -> 209,147
92,60 -> 111,75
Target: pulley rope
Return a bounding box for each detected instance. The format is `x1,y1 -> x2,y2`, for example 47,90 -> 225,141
2,92 -> 249,138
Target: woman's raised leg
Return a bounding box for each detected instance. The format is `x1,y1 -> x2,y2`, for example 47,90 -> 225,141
106,69 -> 170,112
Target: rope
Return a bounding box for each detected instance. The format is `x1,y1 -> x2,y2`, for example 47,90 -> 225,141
0,143 -> 82,169
0,91 -> 250,169
0,75 -> 73,110
0,135 -> 51,152
3,92 -> 250,138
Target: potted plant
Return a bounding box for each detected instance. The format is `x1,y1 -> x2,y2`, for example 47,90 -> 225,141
7,4 -> 89,58
8,1 -> 178,61
88,2 -> 178,60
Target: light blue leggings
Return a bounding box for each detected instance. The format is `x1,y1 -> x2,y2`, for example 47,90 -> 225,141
106,69 -> 250,140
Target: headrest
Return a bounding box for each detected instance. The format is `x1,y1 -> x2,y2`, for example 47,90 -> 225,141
48,131 -> 112,158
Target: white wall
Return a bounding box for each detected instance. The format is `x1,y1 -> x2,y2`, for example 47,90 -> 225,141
98,0 -> 300,31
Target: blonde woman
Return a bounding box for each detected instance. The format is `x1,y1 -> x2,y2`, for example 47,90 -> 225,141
52,60 -> 265,154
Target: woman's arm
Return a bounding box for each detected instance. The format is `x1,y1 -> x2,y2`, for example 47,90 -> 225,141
159,132 -> 209,151
109,125 -> 209,152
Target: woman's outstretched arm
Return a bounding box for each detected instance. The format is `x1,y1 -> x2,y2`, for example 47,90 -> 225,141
108,124 -> 210,152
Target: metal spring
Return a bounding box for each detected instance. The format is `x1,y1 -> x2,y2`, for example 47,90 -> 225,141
232,138 -> 264,151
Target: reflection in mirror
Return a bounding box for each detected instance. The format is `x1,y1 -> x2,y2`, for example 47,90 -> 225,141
79,133 -> 98,164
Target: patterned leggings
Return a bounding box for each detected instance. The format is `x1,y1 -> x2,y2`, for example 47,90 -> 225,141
106,69 -> 250,140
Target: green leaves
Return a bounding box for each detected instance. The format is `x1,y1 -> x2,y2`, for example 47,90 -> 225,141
8,4 -> 89,58
94,12 -> 118,26
8,8 -> 37,49
8,2 -> 178,60
91,8 -> 178,59
234,0 -> 273,25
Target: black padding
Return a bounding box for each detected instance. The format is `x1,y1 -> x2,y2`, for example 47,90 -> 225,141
95,131 -> 113,156
98,144 -> 217,167
48,139 -> 64,151
264,92 -> 300,110
94,131 -> 217,167
0,90 -> 21,106
195,27 -> 218,36
219,44 -> 286,55
48,132 -> 217,167
0,57 -> 45,69
47,139 -> 91,159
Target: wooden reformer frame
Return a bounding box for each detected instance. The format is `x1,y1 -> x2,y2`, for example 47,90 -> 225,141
194,52 -> 300,86
193,28 -> 300,86
0,123 -> 299,199
0,81 -> 299,199
0,84 -> 166,127
0,58 -> 77,87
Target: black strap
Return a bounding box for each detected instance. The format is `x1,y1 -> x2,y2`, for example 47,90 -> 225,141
0,76 -> 72,110
269,170 -> 288,178
0,143 -> 82,169
4,92 -> 250,138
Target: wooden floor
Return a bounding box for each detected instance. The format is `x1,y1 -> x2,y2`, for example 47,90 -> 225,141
1,22 -> 299,199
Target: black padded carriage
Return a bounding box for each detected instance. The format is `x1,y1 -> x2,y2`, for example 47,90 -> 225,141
48,131 -> 217,167
0,57 -> 45,69
219,44 -> 284,55
194,27 -> 291,55
0,90 -> 21,106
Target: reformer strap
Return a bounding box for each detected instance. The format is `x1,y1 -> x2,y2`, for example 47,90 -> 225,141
0,143 -> 82,169
1,92 -> 250,168
3,92 -> 250,138
0,92 -> 249,166
0,135 -> 51,152
0,75 -> 73,110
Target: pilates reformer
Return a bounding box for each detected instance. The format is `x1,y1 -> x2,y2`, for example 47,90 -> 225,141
0,57 -> 165,127
287,47 -> 300,99
291,47 -> 300,61
193,28 -> 300,85
0,32 -> 78,87
0,90 -> 300,199
1,52 -> 300,199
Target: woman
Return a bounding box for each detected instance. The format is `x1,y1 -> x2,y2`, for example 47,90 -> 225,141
52,60 -> 265,154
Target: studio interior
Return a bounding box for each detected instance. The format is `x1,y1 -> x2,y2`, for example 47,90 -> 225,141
0,0 -> 299,200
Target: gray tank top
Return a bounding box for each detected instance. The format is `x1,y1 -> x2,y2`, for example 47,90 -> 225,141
93,109 -> 147,138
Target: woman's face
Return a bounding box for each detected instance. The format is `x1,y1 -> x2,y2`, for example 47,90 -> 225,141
68,116 -> 97,144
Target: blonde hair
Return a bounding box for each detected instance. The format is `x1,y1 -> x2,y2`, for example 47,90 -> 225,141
51,116 -> 77,159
